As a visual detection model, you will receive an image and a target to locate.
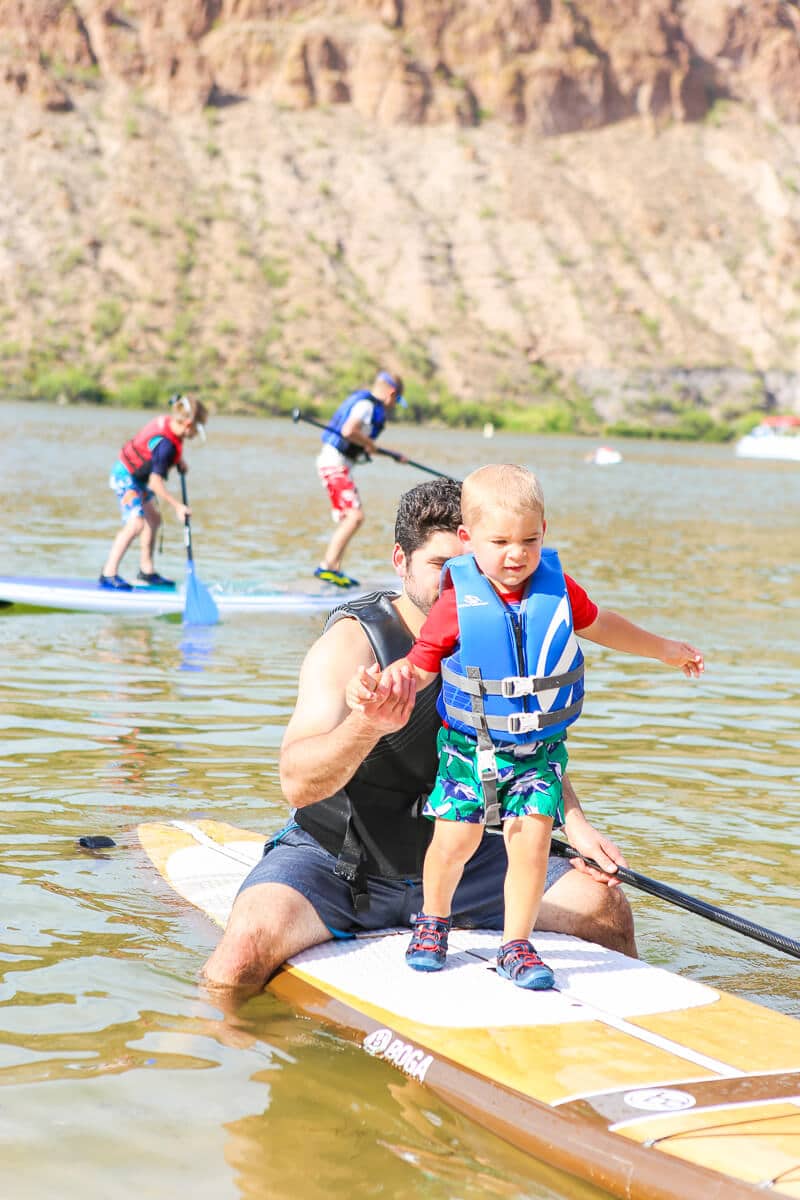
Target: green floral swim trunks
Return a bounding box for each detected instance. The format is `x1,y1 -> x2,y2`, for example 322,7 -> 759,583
423,726 -> 568,823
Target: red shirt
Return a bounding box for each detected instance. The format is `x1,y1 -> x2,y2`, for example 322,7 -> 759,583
407,571 -> 598,674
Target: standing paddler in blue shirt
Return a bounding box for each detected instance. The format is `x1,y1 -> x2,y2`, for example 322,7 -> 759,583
314,369 -> 408,589
99,394 -> 208,591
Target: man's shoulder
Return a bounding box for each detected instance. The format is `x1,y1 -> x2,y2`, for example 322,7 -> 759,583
302,607 -> 381,679
325,589 -> 400,626
324,590 -> 414,669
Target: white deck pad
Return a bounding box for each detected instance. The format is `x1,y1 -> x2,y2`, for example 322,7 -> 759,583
289,929 -> 718,1030
158,820 -> 718,1031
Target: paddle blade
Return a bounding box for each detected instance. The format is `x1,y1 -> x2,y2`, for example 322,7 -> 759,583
183,562 -> 220,626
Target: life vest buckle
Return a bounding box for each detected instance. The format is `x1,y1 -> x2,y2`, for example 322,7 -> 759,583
477,747 -> 498,781
501,675 -> 534,698
507,712 -> 543,735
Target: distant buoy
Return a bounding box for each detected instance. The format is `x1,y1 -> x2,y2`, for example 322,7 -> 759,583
483,422 -> 495,439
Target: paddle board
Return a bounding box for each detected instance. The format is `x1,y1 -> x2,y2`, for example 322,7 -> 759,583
138,818 -> 800,1200
0,575 -> 356,616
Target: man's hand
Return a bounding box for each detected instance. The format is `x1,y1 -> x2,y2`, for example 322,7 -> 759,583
346,662 -> 416,733
563,810 -> 628,888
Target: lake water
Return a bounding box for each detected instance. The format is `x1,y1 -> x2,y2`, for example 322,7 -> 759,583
1,401 -> 798,1200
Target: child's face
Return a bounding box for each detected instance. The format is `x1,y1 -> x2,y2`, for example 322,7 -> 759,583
458,505 -> 546,592
170,415 -> 197,439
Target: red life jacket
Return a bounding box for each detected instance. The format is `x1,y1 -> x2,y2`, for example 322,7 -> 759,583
119,415 -> 184,484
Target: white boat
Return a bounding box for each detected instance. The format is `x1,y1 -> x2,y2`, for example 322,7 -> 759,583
585,445 -> 623,465
735,415 -> 800,461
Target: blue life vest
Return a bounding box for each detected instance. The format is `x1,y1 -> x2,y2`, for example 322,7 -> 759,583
439,551 -> 584,747
322,390 -> 386,460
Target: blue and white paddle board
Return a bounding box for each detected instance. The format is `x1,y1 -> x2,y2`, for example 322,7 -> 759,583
0,575 -> 359,616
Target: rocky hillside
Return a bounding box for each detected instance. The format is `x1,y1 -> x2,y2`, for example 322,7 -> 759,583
2,0 -> 800,429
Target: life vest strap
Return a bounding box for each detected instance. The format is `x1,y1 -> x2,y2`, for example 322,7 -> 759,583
442,661 -> 583,698
333,817 -> 371,913
447,696 -> 583,737
467,665 -> 502,827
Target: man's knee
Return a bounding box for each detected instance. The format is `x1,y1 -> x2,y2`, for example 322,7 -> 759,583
537,870 -> 638,958
592,885 -> 637,957
203,882 -> 330,991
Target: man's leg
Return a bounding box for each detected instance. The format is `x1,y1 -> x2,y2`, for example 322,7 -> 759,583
536,867 -> 638,957
317,464 -> 363,573
321,507 -> 363,573
203,881 -> 330,999
202,823 -> 415,1001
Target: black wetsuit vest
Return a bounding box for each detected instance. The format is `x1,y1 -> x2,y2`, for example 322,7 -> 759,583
293,590 -> 441,908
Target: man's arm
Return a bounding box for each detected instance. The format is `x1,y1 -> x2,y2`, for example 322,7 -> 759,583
560,774 -> 628,887
340,408 -> 406,462
580,608 -> 704,677
280,618 -> 417,808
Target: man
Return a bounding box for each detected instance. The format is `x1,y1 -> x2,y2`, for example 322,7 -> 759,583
204,480 -> 636,997
314,368 -> 408,589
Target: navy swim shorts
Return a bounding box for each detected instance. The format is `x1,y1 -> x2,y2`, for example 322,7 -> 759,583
237,819 -> 572,938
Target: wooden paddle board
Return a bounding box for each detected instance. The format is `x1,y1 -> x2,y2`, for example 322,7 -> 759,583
138,818 -> 800,1200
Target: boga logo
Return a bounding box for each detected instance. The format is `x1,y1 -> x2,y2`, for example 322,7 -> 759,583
363,1028 -> 434,1083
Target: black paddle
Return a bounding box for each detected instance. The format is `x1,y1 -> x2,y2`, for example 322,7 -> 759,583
180,473 -> 220,626
291,408 -> 456,480
550,839 -> 800,960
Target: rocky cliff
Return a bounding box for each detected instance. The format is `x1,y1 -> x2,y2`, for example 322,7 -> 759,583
2,1 -> 800,425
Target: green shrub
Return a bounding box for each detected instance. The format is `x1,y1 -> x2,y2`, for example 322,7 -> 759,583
31,367 -> 108,404
92,300 -> 124,341
113,376 -> 169,409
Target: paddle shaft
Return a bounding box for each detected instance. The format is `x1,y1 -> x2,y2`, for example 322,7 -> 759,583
291,409 -> 456,480
550,839 -> 800,960
179,471 -> 194,562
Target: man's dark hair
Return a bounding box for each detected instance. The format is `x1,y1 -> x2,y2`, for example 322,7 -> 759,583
394,479 -> 462,557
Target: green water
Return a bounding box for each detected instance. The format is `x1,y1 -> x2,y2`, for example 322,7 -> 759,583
1,402 -> 798,1199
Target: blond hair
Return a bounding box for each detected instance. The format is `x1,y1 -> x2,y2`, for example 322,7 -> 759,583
170,393 -> 208,428
461,464 -> 544,526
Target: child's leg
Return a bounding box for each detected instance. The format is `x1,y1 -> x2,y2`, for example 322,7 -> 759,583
492,740 -> 566,990
102,514 -> 144,577
502,813 -> 553,944
138,498 -> 163,574
422,819 -> 484,919
406,816 -> 483,972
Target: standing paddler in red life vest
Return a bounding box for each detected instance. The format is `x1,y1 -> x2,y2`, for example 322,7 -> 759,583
347,463 -> 705,991
99,393 -> 208,591
314,369 -> 408,589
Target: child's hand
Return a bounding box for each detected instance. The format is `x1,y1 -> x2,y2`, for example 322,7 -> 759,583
661,640 -> 705,677
380,660 -> 415,693
345,665 -> 379,713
